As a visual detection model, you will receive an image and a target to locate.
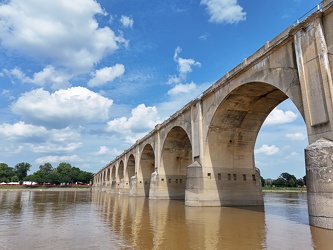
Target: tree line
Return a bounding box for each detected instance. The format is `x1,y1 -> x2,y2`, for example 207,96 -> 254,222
261,172 -> 306,187
0,162 -> 94,185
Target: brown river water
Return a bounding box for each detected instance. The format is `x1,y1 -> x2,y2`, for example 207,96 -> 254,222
0,190 -> 332,249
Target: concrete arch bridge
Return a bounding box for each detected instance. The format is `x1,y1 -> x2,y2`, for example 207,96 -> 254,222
94,0 -> 333,230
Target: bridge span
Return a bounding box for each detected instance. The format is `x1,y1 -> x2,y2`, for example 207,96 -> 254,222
94,0 -> 333,230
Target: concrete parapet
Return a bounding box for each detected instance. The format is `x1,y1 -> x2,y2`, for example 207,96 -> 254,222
306,138 -> 333,229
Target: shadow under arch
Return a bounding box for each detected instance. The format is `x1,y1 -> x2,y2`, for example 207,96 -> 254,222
160,126 -> 192,200
118,160 -> 124,188
138,143 -> 155,197
125,154 -> 135,188
204,81 -> 303,206
111,165 -> 116,188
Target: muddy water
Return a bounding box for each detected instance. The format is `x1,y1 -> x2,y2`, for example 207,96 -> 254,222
0,190 -> 332,249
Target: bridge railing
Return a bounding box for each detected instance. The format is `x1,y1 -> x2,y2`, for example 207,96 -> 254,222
294,3 -> 322,25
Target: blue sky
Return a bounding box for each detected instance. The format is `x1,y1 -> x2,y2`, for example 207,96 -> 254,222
0,0 -> 321,178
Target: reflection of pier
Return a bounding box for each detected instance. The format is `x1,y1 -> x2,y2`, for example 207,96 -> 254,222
92,192 -> 333,248
92,192 -> 266,249
94,0 -> 333,229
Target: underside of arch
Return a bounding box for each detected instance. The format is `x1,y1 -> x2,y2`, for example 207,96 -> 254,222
160,126 -> 192,199
138,144 -> 155,197
206,82 -> 289,169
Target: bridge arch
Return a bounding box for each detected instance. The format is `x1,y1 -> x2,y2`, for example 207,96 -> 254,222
111,165 -> 116,188
118,160 -> 124,185
126,154 -> 135,187
160,126 -> 192,199
138,143 -> 155,197
205,82 -> 296,168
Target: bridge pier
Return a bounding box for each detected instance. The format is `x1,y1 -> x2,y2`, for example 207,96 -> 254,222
306,138 -> 333,229
185,162 -> 263,206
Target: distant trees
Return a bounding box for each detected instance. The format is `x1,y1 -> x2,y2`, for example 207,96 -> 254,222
266,172 -> 305,188
26,162 -> 94,185
0,162 -> 30,183
0,162 -> 93,185
0,163 -> 15,182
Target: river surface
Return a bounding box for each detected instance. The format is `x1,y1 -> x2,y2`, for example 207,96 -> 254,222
0,190 -> 332,249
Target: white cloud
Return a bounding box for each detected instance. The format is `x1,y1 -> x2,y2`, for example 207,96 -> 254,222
106,104 -> 161,134
0,122 -> 47,140
255,144 -> 280,155
168,82 -> 197,96
35,155 -> 83,165
5,66 -> 70,89
88,64 -> 125,87
93,146 -> 110,155
11,87 -> 113,128
200,0 -> 246,24
284,151 -> 299,160
173,47 -> 201,79
30,142 -> 82,154
286,133 -> 306,141
264,108 -> 297,125
120,15 -> 134,28
0,0 -> 127,72
0,122 -> 82,153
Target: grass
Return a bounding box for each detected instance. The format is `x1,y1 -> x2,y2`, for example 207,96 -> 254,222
262,186 -> 307,192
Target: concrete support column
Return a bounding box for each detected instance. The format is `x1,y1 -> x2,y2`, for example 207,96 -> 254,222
306,138 -> 333,229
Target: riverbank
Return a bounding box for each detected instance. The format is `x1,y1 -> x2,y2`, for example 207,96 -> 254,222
0,186 -> 306,192
0,185 -> 91,192
262,187 -> 307,192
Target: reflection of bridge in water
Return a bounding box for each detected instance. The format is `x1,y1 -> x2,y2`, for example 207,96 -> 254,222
94,0 -> 333,230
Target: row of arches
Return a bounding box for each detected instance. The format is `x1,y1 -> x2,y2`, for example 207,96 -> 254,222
94,80 -> 305,202
94,126 -> 192,198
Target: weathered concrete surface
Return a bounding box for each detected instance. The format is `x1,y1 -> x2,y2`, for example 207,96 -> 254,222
93,0 -> 333,229
306,138 -> 333,229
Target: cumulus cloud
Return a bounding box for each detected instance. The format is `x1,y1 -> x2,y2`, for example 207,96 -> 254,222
173,47 -> 201,79
106,104 -> 161,134
255,144 -> 280,155
168,82 -> 197,96
167,47 -> 201,98
120,15 -> 134,28
200,0 -> 246,24
11,87 -> 113,128
286,133 -> 307,140
88,64 -> 125,87
0,0 -> 128,72
0,122 -> 48,141
264,108 -> 297,125
0,122 -> 82,152
92,146 -> 122,156
35,155 -> 83,165
5,66 -> 71,89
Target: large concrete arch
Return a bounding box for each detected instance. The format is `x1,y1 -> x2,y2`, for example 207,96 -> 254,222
150,126 -> 192,200
137,143 -> 155,197
202,82 -> 291,206
126,154 -> 135,187
118,161 -> 124,184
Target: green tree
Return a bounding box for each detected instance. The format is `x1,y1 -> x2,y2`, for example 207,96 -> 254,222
296,178 -> 305,187
272,172 -> 298,187
11,176 -> 19,182
56,162 -> 73,184
39,162 -> 53,175
78,171 -> 94,184
261,176 -> 266,187
303,175 -> 306,186
14,162 -> 31,181
0,163 -> 15,182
